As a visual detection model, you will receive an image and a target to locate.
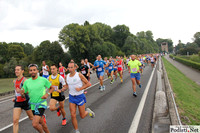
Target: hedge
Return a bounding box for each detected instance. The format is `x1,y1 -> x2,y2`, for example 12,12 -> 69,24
169,55 -> 200,71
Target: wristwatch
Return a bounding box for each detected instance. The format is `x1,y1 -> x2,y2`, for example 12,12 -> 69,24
47,92 -> 50,95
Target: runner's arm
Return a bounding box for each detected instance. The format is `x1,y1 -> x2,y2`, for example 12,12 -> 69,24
76,73 -> 90,92
46,65 -> 50,72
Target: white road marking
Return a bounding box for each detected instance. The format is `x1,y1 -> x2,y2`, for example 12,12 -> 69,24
0,95 -> 15,104
128,62 -> 157,133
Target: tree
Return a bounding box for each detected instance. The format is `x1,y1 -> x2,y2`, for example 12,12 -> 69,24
112,25 -> 130,48
24,43 -> 34,56
0,42 -> 9,64
33,40 -> 64,65
3,57 -> 18,78
7,45 -> 25,61
193,32 -> 200,47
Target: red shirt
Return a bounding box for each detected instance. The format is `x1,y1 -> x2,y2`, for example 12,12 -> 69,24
15,77 -> 26,102
59,67 -> 65,78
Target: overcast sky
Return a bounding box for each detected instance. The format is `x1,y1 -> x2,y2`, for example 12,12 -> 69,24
0,0 -> 199,47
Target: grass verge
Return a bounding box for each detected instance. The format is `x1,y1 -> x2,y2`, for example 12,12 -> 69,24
0,78 -> 15,93
162,57 -> 200,125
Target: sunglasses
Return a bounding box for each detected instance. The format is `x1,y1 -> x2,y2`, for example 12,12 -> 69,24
28,64 -> 38,69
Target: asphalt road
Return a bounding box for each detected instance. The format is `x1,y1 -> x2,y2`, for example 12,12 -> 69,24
0,62 -> 158,133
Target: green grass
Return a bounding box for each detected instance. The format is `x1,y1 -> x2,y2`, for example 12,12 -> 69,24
162,57 -> 200,125
0,78 -> 15,93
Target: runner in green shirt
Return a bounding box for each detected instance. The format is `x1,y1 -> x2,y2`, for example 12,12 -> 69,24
128,55 -> 142,97
21,64 -> 54,133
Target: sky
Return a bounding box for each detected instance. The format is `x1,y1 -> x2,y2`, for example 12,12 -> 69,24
0,0 -> 199,47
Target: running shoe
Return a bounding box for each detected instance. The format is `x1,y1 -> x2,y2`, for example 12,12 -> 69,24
100,86 -> 103,92
139,84 -> 142,88
42,114 -> 47,124
108,76 -> 111,79
121,79 -> 123,83
99,86 -> 101,89
110,80 -> 114,84
84,90 -> 88,94
57,108 -> 61,117
86,108 -> 95,118
133,92 -> 137,97
62,118 -> 67,126
102,85 -> 105,91
75,130 -> 80,133
89,82 -> 92,86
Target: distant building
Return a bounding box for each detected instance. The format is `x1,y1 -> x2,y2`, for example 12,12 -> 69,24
161,42 -> 168,53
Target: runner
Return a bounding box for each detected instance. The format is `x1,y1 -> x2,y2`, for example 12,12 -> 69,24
59,62 -> 68,79
84,58 -> 94,82
150,55 -> 155,68
139,55 -> 144,75
123,56 -> 127,69
94,55 -> 107,91
79,59 -> 91,94
113,58 -> 118,80
40,61 -> 50,79
104,57 -> 110,78
128,55 -> 142,97
48,64 -> 67,126
71,59 -> 79,70
13,65 -> 33,133
21,64 -> 55,133
107,57 -> 114,84
117,56 -> 124,83
64,61 -> 95,133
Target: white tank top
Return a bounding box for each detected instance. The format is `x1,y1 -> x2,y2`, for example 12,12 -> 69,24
66,72 -> 83,96
151,57 -> 154,62
42,65 -> 49,75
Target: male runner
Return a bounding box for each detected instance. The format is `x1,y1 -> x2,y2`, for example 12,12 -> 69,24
84,58 -> 94,82
104,57 -> 110,78
113,58 -> 118,80
59,62 -> 68,79
64,62 -> 95,133
117,56 -> 124,83
79,59 -> 91,93
21,64 -> 54,133
48,64 -> 67,126
150,55 -> 155,68
128,55 -> 142,97
94,55 -> 107,91
107,57 -> 114,84
13,65 -> 33,133
40,61 -> 50,79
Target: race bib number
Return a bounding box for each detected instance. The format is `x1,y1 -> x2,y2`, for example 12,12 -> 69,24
98,68 -> 102,71
132,68 -> 137,72
109,66 -> 112,69
52,86 -> 59,97
82,70 -> 86,74
118,65 -> 122,68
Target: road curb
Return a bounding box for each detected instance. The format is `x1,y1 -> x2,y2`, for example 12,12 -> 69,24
162,57 -> 182,125
152,57 -> 170,133
0,91 -> 15,97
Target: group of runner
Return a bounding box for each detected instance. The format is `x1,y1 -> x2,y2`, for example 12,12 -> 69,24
12,54 -> 159,133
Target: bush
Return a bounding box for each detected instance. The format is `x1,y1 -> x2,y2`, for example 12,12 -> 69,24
190,55 -> 200,63
169,54 -> 200,71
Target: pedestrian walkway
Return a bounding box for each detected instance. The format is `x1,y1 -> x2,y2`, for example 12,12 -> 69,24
164,55 -> 200,86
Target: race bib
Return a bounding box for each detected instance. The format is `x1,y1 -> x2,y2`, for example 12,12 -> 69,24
132,68 -> 137,72
98,68 -> 102,71
118,65 -> 122,68
52,91 -> 59,97
109,66 -> 112,69
60,72 -> 63,74
82,70 -> 86,74
52,86 -> 59,97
